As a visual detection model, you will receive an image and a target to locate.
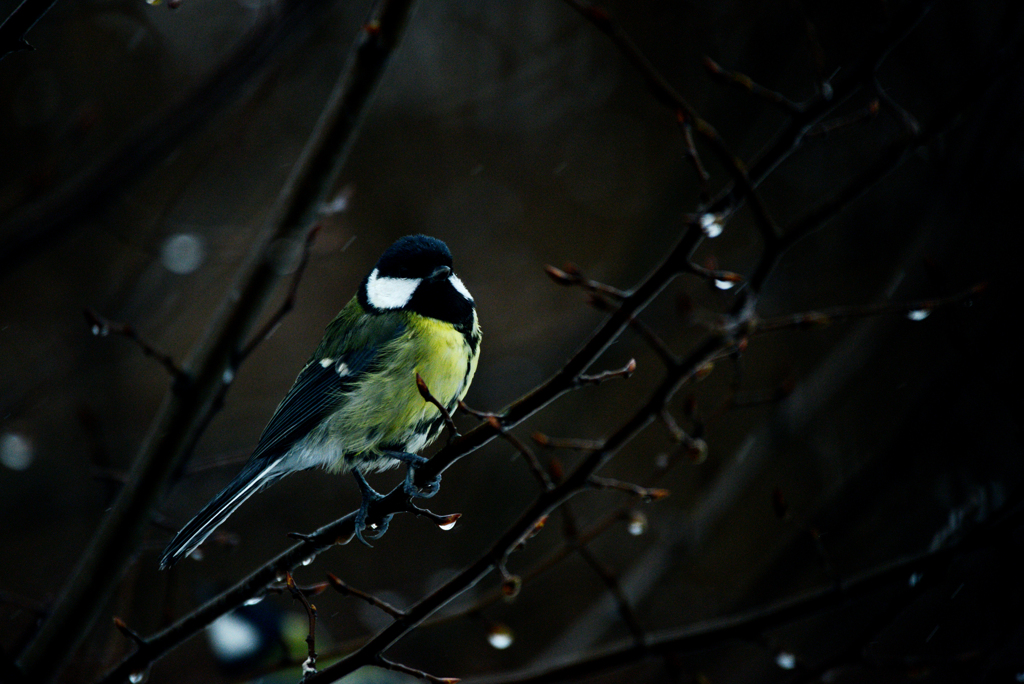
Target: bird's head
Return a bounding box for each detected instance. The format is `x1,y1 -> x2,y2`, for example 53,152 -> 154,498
359,235 -> 475,329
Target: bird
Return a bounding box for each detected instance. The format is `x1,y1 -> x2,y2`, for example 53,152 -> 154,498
159,234 -> 480,569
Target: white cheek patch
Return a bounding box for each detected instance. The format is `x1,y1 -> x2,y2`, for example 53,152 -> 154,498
449,274 -> 473,302
365,268 -> 420,310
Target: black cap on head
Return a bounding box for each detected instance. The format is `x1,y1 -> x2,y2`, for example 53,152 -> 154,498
374,235 -> 453,279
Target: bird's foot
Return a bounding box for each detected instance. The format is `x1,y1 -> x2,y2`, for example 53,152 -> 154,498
404,466 -> 441,498
351,469 -> 393,547
384,451 -> 442,499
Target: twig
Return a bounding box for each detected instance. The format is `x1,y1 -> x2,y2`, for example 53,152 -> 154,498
267,580 -> 330,598
587,476 -> 669,502
585,293 -> 680,366
752,284 -> 986,335
680,261 -> 745,288
457,400 -> 499,421
657,409 -> 706,462
578,546 -> 646,647
488,418 -> 553,491
702,57 -> 803,114
559,503 -> 647,647
404,502 -> 462,531
375,654 -> 461,684
326,572 -> 405,619
583,292 -> 680,367
576,358 -> 637,386
0,0 -> 59,60
874,80 -> 921,136
238,224 -> 322,362
497,563 -> 523,600
531,433 -> 604,451
805,99 -> 880,137
677,114 -> 711,204
544,263 -> 628,299
417,373 -> 461,442
83,309 -> 186,383
425,439 -> 700,626
111,618 -> 146,648
285,573 -> 318,677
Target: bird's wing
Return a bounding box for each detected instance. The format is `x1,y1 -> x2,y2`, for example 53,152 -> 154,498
249,324 -> 403,462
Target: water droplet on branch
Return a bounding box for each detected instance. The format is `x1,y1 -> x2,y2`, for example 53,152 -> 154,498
699,213 -> 723,238
775,652 -> 796,669
627,511 -> 648,536
487,623 -> 514,650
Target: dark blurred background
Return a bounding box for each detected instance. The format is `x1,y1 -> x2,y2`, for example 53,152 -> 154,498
2,0 -> 1022,682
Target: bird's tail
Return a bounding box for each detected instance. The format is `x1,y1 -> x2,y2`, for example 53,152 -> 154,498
159,457 -> 284,570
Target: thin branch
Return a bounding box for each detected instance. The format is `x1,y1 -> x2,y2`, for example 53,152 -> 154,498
417,373 -> 461,442
575,358 -> 637,386
326,572 -> 405,619
559,503 -> 647,647
677,114 -> 711,204
656,409 -> 707,463
752,284 -> 986,335
111,618 -> 146,648
285,573 -> 318,677
805,99 -> 880,137
238,224 -> 321,362
427,439 -> 700,625
375,654 -> 461,684
0,0 -> 59,60
702,56 -> 803,114
267,580 -> 330,598
545,263 -> 628,299
457,400 -> 500,421
488,418 -> 553,490
531,433 -> 604,451
83,309 -> 187,383
587,476 -> 669,502
875,80 -> 921,136
404,503 -> 463,531
584,293 -> 679,366
680,261 -> 745,288
577,547 -> 646,647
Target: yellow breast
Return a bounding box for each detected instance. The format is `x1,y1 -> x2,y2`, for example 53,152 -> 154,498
324,311 -> 480,470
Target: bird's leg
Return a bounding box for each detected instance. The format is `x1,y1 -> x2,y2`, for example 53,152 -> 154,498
384,451 -> 441,499
351,468 -> 392,546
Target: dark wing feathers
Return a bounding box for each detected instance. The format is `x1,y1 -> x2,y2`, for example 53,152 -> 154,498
249,336 -> 395,461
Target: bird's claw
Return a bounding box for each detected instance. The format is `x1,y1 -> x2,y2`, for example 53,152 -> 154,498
384,450 -> 441,499
354,506 -> 393,546
404,467 -> 441,499
352,468 -> 391,547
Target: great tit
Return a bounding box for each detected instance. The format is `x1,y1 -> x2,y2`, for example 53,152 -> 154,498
159,235 -> 480,569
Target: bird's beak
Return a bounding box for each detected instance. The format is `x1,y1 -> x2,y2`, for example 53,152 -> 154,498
427,265 -> 452,283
